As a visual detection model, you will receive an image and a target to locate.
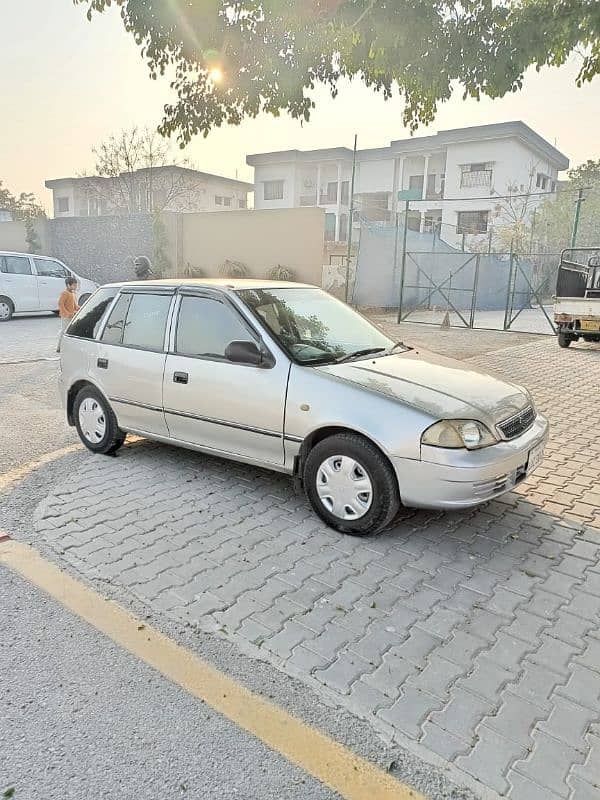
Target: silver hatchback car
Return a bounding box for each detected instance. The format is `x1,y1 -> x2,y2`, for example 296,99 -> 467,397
59,279 -> 549,535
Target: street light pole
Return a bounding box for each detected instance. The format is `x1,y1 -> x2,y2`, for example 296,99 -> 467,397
571,188 -> 585,248
344,133 -> 358,304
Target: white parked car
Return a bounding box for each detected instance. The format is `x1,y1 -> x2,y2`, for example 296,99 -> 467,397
0,251 -> 98,321
59,279 -> 549,535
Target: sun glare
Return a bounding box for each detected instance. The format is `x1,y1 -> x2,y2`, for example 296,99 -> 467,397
208,66 -> 224,83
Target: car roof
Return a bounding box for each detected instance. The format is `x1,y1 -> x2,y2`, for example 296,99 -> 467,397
0,251 -> 58,259
104,278 -> 317,291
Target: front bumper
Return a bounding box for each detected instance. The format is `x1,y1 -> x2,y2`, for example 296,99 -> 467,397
392,414 -> 549,509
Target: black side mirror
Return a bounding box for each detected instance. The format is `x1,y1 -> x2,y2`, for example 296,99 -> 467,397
225,340 -> 273,368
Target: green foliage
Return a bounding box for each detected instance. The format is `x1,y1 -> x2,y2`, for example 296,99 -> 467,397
217,259 -> 249,278
534,160 -> 600,251
0,181 -> 45,220
152,212 -> 172,277
266,264 -> 296,281
75,1 -> 600,144
24,216 -> 42,253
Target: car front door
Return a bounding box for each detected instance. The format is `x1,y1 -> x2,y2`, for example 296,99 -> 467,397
0,254 -> 39,312
33,258 -> 71,311
162,291 -> 289,466
92,289 -> 173,436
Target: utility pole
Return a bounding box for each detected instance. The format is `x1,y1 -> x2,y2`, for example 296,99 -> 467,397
344,134 -> 358,303
571,187 -> 585,248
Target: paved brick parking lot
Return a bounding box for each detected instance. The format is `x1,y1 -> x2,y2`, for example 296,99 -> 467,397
33,332 -> 600,800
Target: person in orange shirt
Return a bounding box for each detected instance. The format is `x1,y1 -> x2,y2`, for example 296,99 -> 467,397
57,276 -> 80,351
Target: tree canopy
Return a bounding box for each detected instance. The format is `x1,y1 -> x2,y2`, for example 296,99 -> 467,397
76,0 -> 599,144
0,180 -> 45,219
534,160 -> 600,252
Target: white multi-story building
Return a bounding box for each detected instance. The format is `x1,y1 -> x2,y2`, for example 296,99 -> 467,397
247,121 -> 569,249
45,167 -> 253,218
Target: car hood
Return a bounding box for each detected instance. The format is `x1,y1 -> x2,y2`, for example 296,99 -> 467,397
317,349 -> 530,426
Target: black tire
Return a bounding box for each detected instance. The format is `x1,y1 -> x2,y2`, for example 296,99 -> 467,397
303,433 -> 400,536
73,385 -> 126,455
0,296 -> 14,322
558,331 -> 572,348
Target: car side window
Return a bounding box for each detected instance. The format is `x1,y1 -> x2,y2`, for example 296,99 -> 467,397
175,296 -> 253,359
34,258 -> 69,278
1,255 -> 32,275
121,293 -> 172,351
68,288 -> 119,339
101,293 -> 132,345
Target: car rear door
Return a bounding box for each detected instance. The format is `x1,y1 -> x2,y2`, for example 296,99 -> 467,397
91,288 -> 174,436
0,254 -> 39,311
162,290 -> 289,466
33,258 -> 71,311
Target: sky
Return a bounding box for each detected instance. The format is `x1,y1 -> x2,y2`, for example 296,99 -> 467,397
1,0 -> 600,212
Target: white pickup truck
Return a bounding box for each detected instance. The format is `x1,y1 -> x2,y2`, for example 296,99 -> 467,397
553,249 -> 600,348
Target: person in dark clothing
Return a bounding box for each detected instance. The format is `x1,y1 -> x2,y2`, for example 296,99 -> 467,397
133,256 -> 153,280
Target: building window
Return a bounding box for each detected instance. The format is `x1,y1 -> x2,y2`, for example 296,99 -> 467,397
339,213 -> 349,242
324,213 -> 336,241
457,210 -> 489,234
223,197 -> 232,207
341,181 -> 349,205
326,182 -> 338,203
460,163 -> 493,188
57,197 -> 70,213
408,175 -> 424,196
263,180 -> 284,201
238,197 -> 247,209
215,196 -> 223,205
536,173 -> 550,190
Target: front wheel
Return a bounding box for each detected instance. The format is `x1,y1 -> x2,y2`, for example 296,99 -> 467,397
304,433 -> 400,535
73,385 -> 126,455
558,331 -> 572,348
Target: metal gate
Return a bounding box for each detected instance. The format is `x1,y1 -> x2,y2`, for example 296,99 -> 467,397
351,221 -> 560,334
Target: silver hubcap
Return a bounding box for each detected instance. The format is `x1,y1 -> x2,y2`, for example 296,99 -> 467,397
0,302 -> 11,320
316,455 -> 373,520
78,397 -> 107,444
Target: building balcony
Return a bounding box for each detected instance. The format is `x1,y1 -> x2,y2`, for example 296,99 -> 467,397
299,194 -> 317,206
460,170 -> 493,189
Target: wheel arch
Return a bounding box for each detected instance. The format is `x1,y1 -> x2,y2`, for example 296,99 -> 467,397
294,425 -> 398,489
66,378 -> 110,426
0,294 -> 15,316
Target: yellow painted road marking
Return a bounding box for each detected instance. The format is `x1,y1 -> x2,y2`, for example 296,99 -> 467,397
0,444 -> 81,494
0,539 -> 425,800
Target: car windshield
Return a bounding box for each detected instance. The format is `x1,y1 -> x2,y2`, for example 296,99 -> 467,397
237,287 -> 397,365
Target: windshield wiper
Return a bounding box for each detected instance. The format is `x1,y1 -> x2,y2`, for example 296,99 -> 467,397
386,341 -> 413,354
335,347 -> 387,363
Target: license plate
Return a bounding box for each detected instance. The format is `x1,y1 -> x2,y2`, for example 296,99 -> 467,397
528,441 -> 545,473
581,319 -> 600,332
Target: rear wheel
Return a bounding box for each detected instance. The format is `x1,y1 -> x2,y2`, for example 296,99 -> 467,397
73,385 -> 126,455
304,433 -> 400,535
558,331 -> 572,348
0,296 -> 14,322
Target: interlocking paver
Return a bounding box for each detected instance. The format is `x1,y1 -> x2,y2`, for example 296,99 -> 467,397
32,334 -> 600,800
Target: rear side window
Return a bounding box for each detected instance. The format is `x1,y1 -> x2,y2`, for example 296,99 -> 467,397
101,294 -> 132,345
123,294 -> 171,351
68,287 -> 119,339
102,292 -> 171,351
34,258 -> 70,278
1,255 -> 32,275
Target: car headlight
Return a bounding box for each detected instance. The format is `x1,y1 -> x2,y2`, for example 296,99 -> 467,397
421,419 -> 497,450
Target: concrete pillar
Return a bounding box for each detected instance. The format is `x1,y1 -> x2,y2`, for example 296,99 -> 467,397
392,156 -> 405,214
335,161 -> 342,241
316,163 -> 322,207
422,154 -> 430,201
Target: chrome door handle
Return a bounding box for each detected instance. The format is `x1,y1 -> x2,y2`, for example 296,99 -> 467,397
173,371 -> 188,384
